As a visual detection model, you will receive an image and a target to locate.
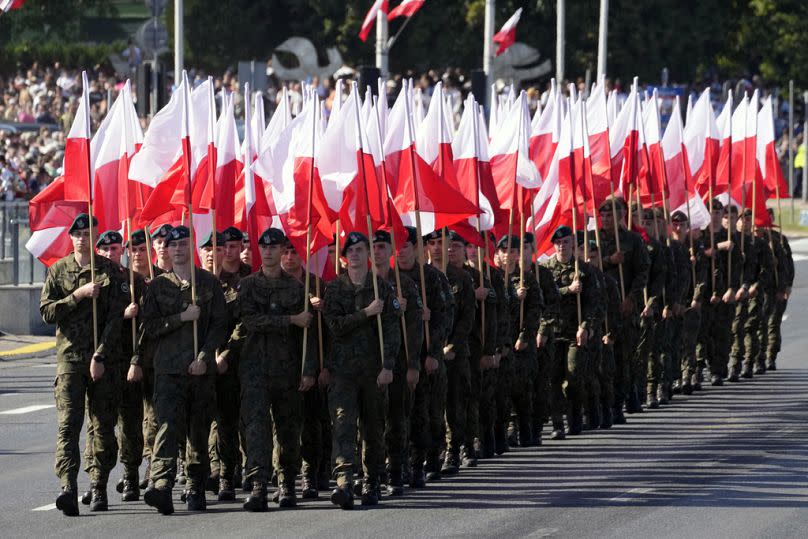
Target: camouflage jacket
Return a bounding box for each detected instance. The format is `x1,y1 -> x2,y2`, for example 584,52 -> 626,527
769,230 -> 794,288
382,270 -> 424,372
445,263 -> 476,357
462,263 -> 497,357
40,254 -> 126,374
542,256 -> 600,340
488,265 -> 512,352
235,269 -> 315,381
504,265 -> 543,347
140,268 -> 228,375
399,262 -> 452,360
599,227 -> 651,308
644,237 -> 668,312
323,271 -> 402,375
534,263 -> 560,340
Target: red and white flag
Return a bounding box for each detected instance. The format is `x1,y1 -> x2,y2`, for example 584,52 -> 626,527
714,90 -> 735,199
683,88 -> 720,199
26,176 -> 86,266
388,0 -> 424,19
586,79 -> 613,207
359,0 -> 389,41
609,83 -> 640,196
493,7 -> 522,57
210,93 -> 242,230
529,80 -> 560,181
62,72 -> 94,204
0,0 -> 25,12
757,95 -> 789,202
639,89 -> 665,205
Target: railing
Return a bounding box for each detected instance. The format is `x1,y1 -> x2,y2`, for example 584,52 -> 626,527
0,201 -> 46,286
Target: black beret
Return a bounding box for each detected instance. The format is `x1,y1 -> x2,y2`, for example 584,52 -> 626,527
551,225 -> 573,242
599,196 -> 626,212
523,232 -> 535,244
446,230 -> 467,244
670,210 -> 688,222
126,229 -> 146,247
199,231 -> 226,249
641,208 -> 656,220
497,235 -> 520,250
95,230 -> 122,248
150,223 -> 173,240
68,213 -> 98,234
742,208 -> 753,217
423,229 -> 443,242
242,232 -> 250,242
222,226 -> 244,242
341,231 -> 370,256
710,198 -> 724,211
258,227 -> 286,246
166,226 -> 191,245
724,204 -> 739,215
373,230 -> 392,245
404,226 -> 418,246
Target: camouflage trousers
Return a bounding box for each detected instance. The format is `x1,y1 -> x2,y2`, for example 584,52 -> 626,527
614,316 -> 638,408
141,367 -> 157,462
445,354 -> 471,456
555,338 -> 589,420
729,299 -> 751,372
510,348 -> 536,444
698,301 -> 733,378
533,339 -> 554,435
209,366 -> 241,481
477,365 -> 498,448
241,372 -> 302,487
59,369 -> 118,489
494,354 -> 513,439
599,341 -> 616,414
117,373 -> 144,480
329,372 -> 387,488
679,308 -> 702,381
150,373 -> 215,491
586,332 -> 603,423
465,351 -> 482,452
767,297 -> 788,363
385,366 -> 411,476
302,385 -> 332,483
659,316 -> 679,389
636,314 -> 657,395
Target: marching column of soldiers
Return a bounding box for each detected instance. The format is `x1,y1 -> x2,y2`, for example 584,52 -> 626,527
41,195 -> 795,516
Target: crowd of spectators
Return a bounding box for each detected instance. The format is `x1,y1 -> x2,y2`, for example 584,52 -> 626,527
1,61 -> 805,202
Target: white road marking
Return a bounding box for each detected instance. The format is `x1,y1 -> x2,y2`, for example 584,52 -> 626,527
0,404 -> 55,415
609,487 -> 654,502
32,503 -> 56,512
791,254 -> 808,262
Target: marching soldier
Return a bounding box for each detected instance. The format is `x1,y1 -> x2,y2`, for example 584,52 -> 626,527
40,214 -> 126,516
141,226 -> 228,514
150,224 -> 174,273
761,208 -> 793,371
238,228 -> 316,512
221,226 -> 252,278
323,232 -> 401,509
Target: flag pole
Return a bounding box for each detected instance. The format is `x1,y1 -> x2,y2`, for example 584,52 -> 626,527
674,97 -> 697,292
566,96 -> 582,327
437,89 -> 448,274
334,219 -> 341,275
81,71 -> 99,352
403,80 -> 431,350
180,72 -> 199,360
209,76 -> 218,276
471,99 -> 486,347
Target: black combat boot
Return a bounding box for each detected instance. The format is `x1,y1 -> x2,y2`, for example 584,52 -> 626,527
765,359 -> 777,371
425,455 -> 442,480
80,488 -> 92,506
657,384 -> 669,405
518,421 -> 533,447
600,405 -> 613,429
460,446 -> 478,467
441,452 -> 460,475
361,481 -> 381,506
494,425 -> 508,454
550,418 -> 566,439
301,474 -> 319,499
740,363 -> 753,379
386,466 -> 404,496
710,374 -> 724,386
143,485 -> 174,515
56,484 -> 79,517
186,488 -> 207,511
567,411 -> 583,436
585,404 -> 601,430
278,483 -> 297,508
139,458 -> 151,490
116,477 -> 125,494
89,483 -> 108,512
205,471 -> 220,495
409,461 -> 426,488
531,421 -> 543,446
330,484 -> 354,510
612,405 -> 627,425
176,461 -> 187,486
480,429 -> 495,459
218,477 -> 236,501
727,364 -> 740,382
753,361 -> 766,375
243,482 -> 268,512
121,478 -> 140,502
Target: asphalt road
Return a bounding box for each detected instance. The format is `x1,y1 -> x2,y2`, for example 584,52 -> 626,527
2,243 -> 808,538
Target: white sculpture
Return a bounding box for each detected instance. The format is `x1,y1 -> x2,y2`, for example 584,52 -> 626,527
271,37 -> 344,81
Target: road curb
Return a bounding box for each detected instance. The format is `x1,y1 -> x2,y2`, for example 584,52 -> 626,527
0,342 -> 56,362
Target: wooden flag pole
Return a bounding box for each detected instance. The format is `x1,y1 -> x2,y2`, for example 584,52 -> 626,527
80,71 -> 99,351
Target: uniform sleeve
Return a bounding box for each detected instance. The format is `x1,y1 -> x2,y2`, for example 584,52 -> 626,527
238,279 -> 291,332
517,272 -> 541,342
95,267 -> 126,359
403,277 -> 424,371
323,280 -> 371,337
425,270 -> 449,359
447,272 -> 476,352
629,234 -> 651,305
141,281 -> 185,338
482,274 -> 498,356
198,281 -> 229,366
218,322 -> 246,365
538,267 -> 560,339
782,235 -> 794,287
39,266 -> 80,324
645,244 -> 667,311
741,235 -> 757,288
494,272 -> 511,351
579,266 -> 600,330
381,282 -> 402,371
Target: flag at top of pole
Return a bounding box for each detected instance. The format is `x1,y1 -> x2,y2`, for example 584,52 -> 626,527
0,0 -> 25,13
388,0 -> 425,20
493,7 -> 523,57
359,0 -> 390,41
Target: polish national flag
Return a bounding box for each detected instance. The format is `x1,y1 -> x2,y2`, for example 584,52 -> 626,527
609,83 -> 640,196
683,89 -> 720,200
586,79 -> 613,207
529,80 -> 560,181
757,96 -> 789,202
493,7 -> 522,57
26,176 -> 86,266
62,72 -> 94,204
0,0 -> 25,12
388,0 -> 424,20
639,89 -> 666,204
662,97 -> 711,229
359,0 -> 389,41
210,93 -> 243,230
714,90 -> 735,198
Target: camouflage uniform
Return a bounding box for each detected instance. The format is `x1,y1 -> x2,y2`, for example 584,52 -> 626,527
235,269 -> 315,491
542,255 -> 600,434
596,268 -> 622,427
638,235 -> 667,406
323,272 -> 401,491
399,261 -> 451,483
533,263 -> 560,441
482,264 -> 510,457
761,229 -> 793,369
140,268 -> 228,494
728,231 -> 757,378
675,235 -> 711,389
41,253 -> 125,493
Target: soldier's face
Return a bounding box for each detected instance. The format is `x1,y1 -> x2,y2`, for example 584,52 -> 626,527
599,209 -> 613,230
129,244 -> 148,266
153,237 -> 169,258
281,246 -> 301,273
373,242 -> 392,266
260,244 -> 281,268
240,241 -> 251,265
587,249 -> 600,266
426,238 -> 443,262
224,241 -> 241,263
97,244 -> 123,264
464,243 -> 477,263
670,220 -> 689,239
168,239 -> 190,265
711,209 -> 723,227
522,242 -> 534,266
553,236 -> 573,261
447,241 -> 466,266
199,245 -> 223,271
499,247 -> 519,268
740,215 -> 752,232
70,229 -> 93,254
327,244 -> 337,268
346,243 -> 369,269
642,217 -> 655,237
397,241 -> 416,267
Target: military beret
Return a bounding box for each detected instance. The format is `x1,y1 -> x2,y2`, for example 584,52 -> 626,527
724,204 -> 739,215
166,226 -> 191,245
126,229 -> 147,247
150,223 -> 173,240
242,232 -> 250,243
630,201 -> 641,215
641,208 -> 656,220
710,198 -> 724,211
222,226 -> 244,243
68,213 -> 98,234
551,225 -> 573,242
423,229 -> 443,242
575,231 -> 598,251
523,232 -> 535,244
588,240 -> 599,252
373,230 -> 392,245
599,196 -> 626,212
446,230 -> 467,244
199,231 -> 226,249
742,208 -> 753,217
670,210 -> 688,223
258,227 -> 286,247
341,231 -> 370,256
404,226 -> 418,246
95,230 -> 123,248
497,235 -> 520,250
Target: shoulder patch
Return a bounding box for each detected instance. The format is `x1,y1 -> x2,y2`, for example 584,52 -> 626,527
121,282 -> 129,294
488,288 -> 496,300
392,298 -> 401,310
416,296 -> 423,308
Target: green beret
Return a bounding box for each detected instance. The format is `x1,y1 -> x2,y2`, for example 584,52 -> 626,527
341,231 -> 370,256
166,225 -> 190,246
68,213 -> 98,234
95,230 -> 122,248
222,226 -> 244,243
258,227 -> 286,247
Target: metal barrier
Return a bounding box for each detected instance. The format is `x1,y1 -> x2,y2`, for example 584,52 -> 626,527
0,201 -> 45,286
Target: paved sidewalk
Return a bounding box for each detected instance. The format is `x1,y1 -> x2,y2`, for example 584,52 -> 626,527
0,333 -> 55,360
